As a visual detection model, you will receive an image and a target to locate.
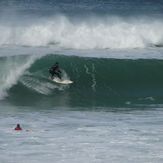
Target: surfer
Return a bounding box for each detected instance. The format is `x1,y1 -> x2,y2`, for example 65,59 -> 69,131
49,62 -> 62,79
14,124 -> 22,131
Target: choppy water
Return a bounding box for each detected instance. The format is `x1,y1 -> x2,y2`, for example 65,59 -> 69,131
1,106 -> 163,163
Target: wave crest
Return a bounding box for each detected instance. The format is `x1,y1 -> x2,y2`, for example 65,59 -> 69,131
0,15 -> 163,49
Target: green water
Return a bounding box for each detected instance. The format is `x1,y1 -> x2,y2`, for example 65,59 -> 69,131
0,54 -> 162,108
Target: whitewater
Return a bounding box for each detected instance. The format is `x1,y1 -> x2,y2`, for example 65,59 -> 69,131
0,15 -> 163,49
0,0 -> 163,163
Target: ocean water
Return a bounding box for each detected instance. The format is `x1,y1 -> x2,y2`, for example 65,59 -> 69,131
0,0 -> 163,162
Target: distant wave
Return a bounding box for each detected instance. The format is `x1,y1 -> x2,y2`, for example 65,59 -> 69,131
0,15 -> 163,49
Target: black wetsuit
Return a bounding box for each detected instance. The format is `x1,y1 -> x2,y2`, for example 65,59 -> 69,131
49,64 -> 62,79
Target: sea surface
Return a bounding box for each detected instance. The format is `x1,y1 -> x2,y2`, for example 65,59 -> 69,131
0,0 -> 163,162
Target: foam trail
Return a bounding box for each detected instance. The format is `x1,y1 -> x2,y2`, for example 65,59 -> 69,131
91,64 -> 96,92
84,64 -> 96,91
0,16 -> 163,49
0,55 -> 38,99
20,75 -> 65,95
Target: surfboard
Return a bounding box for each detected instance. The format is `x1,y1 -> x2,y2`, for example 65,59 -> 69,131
52,77 -> 73,84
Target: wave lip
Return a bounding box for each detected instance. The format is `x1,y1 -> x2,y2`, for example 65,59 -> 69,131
0,55 -> 37,99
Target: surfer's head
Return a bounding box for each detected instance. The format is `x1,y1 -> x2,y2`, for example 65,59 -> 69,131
14,124 -> 22,131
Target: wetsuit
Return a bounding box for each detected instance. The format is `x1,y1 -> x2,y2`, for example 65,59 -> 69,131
49,64 -> 62,79
14,124 -> 22,131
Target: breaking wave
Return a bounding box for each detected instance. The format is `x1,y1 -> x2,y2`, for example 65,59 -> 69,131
0,15 -> 163,49
1,54 -> 163,108
0,55 -> 38,99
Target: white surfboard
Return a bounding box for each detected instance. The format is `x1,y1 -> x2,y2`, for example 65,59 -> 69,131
52,77 -> 73,84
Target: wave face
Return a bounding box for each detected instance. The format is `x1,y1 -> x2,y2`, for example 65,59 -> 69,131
0,0 -> 163,49
1,54 -> 163,108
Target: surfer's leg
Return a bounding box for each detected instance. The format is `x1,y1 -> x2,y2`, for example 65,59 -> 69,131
57,72 -> 61,79
50,72 -> 55,79
53,72 -> 61,79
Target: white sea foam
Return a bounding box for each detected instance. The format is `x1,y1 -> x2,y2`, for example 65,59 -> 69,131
0,108 -> 163,163
0,15 -> 163,49
0,55 -> 38,99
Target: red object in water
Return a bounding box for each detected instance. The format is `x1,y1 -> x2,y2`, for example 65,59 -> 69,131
14,124 -> 22,131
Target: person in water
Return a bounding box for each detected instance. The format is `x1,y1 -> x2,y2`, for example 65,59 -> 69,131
14,124 -> 22,131
49,62 -> 62,79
